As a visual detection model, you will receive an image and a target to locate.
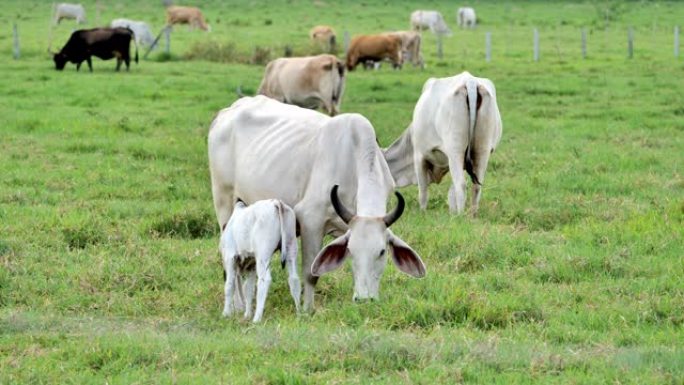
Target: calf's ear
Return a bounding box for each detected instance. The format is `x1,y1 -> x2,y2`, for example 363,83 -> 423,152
311,232 -> 350,276
388,230 -> 426,278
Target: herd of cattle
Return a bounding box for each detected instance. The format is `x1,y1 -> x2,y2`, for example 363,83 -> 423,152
49,3 -> 498,323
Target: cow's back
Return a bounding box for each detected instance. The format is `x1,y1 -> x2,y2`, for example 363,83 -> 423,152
209,96 -> 327,207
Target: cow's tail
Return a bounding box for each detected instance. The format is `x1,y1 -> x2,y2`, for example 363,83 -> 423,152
132,29 -> 139,64
276,201 -> 297,270
465,78 -> 481,185
329,34 -> 336,52
330,59 -> 345,115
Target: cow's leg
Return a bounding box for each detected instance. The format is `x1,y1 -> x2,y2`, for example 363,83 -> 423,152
447,154 -> 467,214
414,154 -> 430,210
211,184 -> 234,231
86,57 -> 92,72
285,250 -> 301,314
242,268 -> 256,320
252,254 -> 272,323
469,149 -> 491,217
124,55 -> 131,71
116,58 -> 122,71
298,221 -> 323,313
76,61 -> 82,71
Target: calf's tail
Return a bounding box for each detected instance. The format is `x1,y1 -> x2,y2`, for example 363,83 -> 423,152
276,201 -> 297,270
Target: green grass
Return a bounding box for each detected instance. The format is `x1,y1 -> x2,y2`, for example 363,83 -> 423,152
1,0 -> 683,383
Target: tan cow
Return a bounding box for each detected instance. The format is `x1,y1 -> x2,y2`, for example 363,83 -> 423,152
346,34 -> 402,71
383,31 -> 424,69
166,6 -> 210,31
310,25 -> 336,53
258,54 -> 346,116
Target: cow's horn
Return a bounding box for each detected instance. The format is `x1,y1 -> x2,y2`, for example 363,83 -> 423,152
330,185 -> 354,224
383,191 -> 405,227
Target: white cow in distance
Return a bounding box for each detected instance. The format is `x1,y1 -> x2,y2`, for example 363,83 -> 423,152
410,10 -> 452,36
220,199 -> 300,323
457,7 -> 477,28
208,96 -> 426,312
53,3 -> 86,25
110,19 -> 156,49
384,71 -> 503,215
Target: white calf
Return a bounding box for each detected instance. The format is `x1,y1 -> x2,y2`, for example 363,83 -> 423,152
220,199 -> 300,323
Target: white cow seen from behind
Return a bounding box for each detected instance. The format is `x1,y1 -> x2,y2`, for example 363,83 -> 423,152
384,71 -> 502,215
457,7 -> 477,28
53,3 -> 86,25
220,199 -> 300,323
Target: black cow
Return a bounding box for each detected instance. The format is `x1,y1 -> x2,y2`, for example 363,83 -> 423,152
53,27 -> 138,72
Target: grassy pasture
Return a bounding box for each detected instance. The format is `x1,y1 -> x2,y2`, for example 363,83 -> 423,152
1,0 -> 683,383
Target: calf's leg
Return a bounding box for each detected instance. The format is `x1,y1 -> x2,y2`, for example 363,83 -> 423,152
252,255 -> 272,323
242,269 -> 256,320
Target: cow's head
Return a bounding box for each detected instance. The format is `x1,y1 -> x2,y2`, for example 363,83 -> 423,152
311,185 -> 426,302
53,53 -> 68,70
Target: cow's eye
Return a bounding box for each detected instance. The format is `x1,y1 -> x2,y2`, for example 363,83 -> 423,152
378,249 -> 386,258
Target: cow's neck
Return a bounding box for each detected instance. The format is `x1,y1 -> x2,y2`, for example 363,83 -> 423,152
383,126 -> 417,188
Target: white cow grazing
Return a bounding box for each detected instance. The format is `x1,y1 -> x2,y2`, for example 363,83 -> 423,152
410,10 -> 452,36
110,19 -> 156,49
384,71 -> 502,215
258,54 -> 346,116
220,199 -> 300,323
457,7 -> 477,28
53,3 -> 86,25
209,96 -> 426,311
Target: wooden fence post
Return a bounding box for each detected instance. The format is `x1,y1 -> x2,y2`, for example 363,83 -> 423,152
13,23 -> 20,59
485,32 -> 491,62
675,26 -> 680,58
581,28 -> 587,59
627,27 -> 633,59
533,28 -> 539,61
164,26 -> 171,54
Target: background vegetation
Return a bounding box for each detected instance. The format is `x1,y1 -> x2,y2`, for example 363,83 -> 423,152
1,0 -> 683,383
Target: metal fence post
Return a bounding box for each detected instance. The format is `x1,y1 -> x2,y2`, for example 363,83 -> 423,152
675,26 -> 680,58
581,28 -> 587,59
343,30 -> 350,53
628,27 -> 633,59
437,34 -> 443,59
165,26 -> 171,54
533,28 -> 539,61
13,23 -> 20,59
485,32 -> 491,62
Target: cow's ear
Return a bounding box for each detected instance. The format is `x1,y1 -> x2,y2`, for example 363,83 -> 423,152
311,232 -> 350,276
388,230 -> 426,278
322,60 -> 333,71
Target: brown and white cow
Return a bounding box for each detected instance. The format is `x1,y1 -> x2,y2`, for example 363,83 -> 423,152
166,5 -> 210,31
310,25 -> 336,53
257,54 -> 346,116
345,34 -> 403,71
